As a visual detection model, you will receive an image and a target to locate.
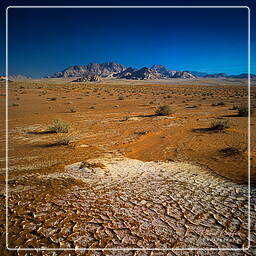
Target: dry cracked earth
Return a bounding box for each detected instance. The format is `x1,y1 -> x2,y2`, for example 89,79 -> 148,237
2,156 -> 256,256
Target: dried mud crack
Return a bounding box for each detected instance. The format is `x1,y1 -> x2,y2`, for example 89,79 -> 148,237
2,157 -> 255,255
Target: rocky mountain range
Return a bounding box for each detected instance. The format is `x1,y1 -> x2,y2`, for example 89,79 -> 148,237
52,62 -> 198,80
0,75 -> 31,82
8,74 -> 31,80
52,62 -> 125,78
114,67 -> 162,80
42,62 -> 256,81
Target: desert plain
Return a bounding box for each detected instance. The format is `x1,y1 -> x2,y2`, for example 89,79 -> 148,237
0,77 -> 256,255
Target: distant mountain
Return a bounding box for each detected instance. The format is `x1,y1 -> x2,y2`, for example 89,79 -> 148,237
51,62 -> 255,80
118,67 -> 162,80
228,73 -> 256,79
202,72 -> 256,79
52,62 -> 196,80
203,73 -> 228,78
151,64 -> 195,79
52,62 -> 126,78
151,64 -> 175,77
190,71 -> 209,77
114,67 -> 138,78
9,74 -> 31,80
173,71 -> 195,78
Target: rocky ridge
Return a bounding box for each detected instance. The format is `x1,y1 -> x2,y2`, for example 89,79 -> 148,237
52,62 -> 196,80
72,75 -> 101,82
52,62 -> 126,78
51,62 -> 256,81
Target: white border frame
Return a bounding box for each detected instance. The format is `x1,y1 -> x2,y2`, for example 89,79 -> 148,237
5,5 -> 251,252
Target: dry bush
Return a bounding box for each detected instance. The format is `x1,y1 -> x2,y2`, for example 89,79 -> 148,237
237,104 -> 253,117
52,135 -> 72,146
210,119 -> 230,131
155,105 -> 174,116
48,119 -> 70,133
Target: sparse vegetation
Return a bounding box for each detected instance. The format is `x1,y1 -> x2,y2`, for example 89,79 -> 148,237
118,96 -> 124,100
48,119 -> 70,133
52,135 -> 72,146
155,105 -> 173,116
210,119 -> 230,131
237,104 -> 251,117
219,147 -> 240,157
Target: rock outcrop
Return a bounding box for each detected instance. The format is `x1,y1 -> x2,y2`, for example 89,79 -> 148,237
72,75 -> 101,82
118,67 -> 162,80
172,71 -> 196,78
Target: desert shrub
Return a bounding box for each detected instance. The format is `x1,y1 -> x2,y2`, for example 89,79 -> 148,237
238,104 -> 250,116
210,119 -> 230,131
219,147 -> 240,156
118,96 -> 124,100
49,97 -> 57,101
52,135 -> 72,146
48,119 -> 70,133
155,105 -> 173,116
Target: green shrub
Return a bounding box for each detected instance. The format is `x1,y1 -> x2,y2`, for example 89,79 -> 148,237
210,119 -> 230,131
48,119 -> 70,133
155,105 -> 173,116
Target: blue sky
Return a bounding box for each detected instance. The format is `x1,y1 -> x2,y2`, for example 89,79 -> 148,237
1,3 -> 254,77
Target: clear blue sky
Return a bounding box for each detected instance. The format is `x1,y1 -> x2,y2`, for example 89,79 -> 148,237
1,3 -> 254,77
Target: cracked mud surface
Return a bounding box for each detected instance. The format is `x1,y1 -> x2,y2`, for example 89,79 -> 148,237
2,157 -> 256,255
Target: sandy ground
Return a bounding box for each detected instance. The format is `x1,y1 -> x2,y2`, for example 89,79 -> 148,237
0,78 -> 255,255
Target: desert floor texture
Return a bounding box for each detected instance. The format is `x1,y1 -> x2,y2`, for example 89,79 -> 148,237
0,78 -> 255,255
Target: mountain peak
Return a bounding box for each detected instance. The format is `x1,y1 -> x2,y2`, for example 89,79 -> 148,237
52,62 -> 126,78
